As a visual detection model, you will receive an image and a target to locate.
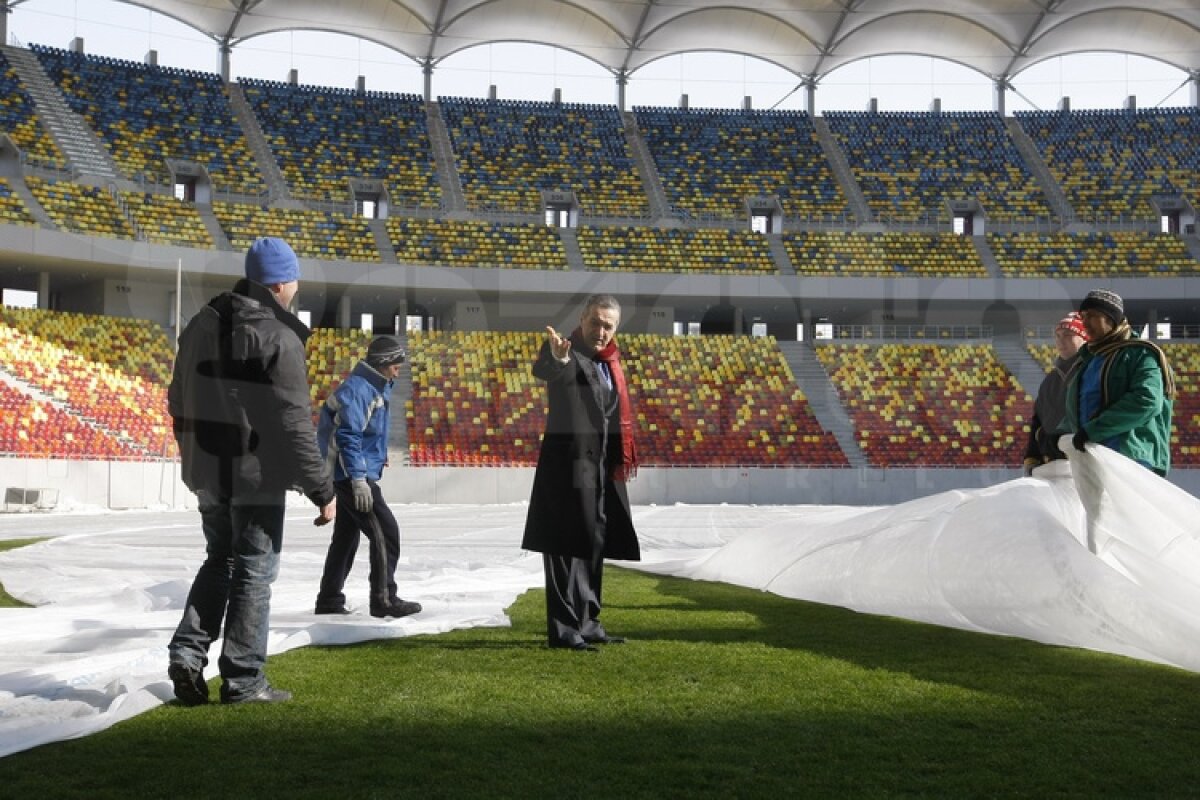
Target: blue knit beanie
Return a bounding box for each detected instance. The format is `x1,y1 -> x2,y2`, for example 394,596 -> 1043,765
245,237 -> 300,286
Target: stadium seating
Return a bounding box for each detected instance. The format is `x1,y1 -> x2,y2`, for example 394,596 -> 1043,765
0,307 -> 174,384
824,110 -> 1051,222
1163,343 -> 1200,466
120,191 -> 214,249
214,201 -> 379,262
633,106 -> 848,219
307,327 -> 372,408
0,50 -> 65,168
407,330 -> 846,467
0,316 -> 174,457
240,78 -> 440,207
1016,107 -> 1200,220
816,342 -> 1031,466
438,97 -> 648,217
578,225 -> 777,274
0,178 -> 36,227
387,218 -> 568,269
0,382 -> 136,459
989,231 -> 1199,277
625,333 -> 846,466
32,44 -> 265,195
26,176 -> 134,239
784,230 -> 988,277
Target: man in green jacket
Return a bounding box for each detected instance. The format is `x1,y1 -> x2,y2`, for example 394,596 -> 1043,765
1063,288 -> 1175,476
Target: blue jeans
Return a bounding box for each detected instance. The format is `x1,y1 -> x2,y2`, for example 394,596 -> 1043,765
168,491 -> 285,701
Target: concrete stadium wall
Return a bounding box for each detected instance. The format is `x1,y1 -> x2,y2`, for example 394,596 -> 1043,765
2,458 -> 1197,511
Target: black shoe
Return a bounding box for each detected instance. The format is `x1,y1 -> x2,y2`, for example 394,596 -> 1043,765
550,640 -> 598,652
584,635 -> 626,645
314,604 -> 351,615
370,599 -> 422,619
168,662 -> 208,706
221,684 -> 292,705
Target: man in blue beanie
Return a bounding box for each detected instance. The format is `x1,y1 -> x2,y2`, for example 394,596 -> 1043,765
167,237 -> 336,706
314,334 -> 422,619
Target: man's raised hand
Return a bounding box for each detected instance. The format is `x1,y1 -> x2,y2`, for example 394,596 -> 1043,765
546,325 -> 571,360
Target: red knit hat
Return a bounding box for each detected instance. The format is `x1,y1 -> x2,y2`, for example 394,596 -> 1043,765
1056,312 -> 1088,341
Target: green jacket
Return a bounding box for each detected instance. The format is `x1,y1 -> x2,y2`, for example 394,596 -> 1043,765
1062,334 -> 1174,475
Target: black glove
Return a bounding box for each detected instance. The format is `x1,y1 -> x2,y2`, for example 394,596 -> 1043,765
1072,429 -> 1089,453
351,479 -> 373,513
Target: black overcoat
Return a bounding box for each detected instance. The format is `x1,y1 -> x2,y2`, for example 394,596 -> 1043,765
521,336 -> 640,561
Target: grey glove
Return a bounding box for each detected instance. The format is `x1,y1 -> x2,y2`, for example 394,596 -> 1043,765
351,479 -> 373,513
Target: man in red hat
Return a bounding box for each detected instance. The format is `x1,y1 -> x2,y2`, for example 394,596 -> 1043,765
1022,312 -> 1088,475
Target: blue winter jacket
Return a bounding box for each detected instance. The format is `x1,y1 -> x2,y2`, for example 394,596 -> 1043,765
317,361 -> 393,482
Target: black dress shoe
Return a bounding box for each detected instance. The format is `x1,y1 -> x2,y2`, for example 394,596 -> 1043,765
550,640 -> 598,652
168,662 -> 208,706
221,684 -> 292,705
584,635 -> 626,645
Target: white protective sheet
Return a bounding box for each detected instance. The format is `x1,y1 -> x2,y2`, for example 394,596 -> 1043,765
633,442 -> 1200,671
2,441 -> 1199,759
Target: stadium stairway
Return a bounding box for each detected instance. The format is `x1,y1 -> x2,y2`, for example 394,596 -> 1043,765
3,45 -> 121,183
369,218 -> 398,263
195,203 -> 232,250
556,226 -> 587,270
972,234 -> 1004,279
991,335 -> 1050,400
426,102 -> 467,213
765,233 -> 797,275
389,333 -> 412,464
225,82 -> 299,207
812,116 -> 872,225
777,340 -> 867,467
1003,117 -> 1077,225
621,111 -> 671,220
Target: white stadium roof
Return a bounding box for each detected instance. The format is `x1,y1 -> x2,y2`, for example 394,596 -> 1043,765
113,0 -> 1200,84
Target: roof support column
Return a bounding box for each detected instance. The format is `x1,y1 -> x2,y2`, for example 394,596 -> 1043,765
423,60 -> 433,103
993,78 -> 1007,116
804,77 -> 817,116
616,70 -> 628,112
0,0 -> 9,46
1191,70 -> 1200,108
218,42 -> 231,83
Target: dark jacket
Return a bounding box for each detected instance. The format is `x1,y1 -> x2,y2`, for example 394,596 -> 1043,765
521,334 -> 640,561
1023,353 -> 1082,465
168,279 -> 334,506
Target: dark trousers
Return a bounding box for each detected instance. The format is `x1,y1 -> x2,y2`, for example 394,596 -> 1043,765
316,479 -> 399,609
543,551 -> 608,646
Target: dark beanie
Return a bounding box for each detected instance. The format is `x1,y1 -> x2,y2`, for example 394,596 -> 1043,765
1079,288 -> 1124,326
366,335 -> 406,369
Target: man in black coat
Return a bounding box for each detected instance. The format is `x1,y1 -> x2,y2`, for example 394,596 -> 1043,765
167,237 -> 336,705
522,294 -> 640,651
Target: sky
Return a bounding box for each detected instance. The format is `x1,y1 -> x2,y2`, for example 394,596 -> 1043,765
5,0 -> 1194,113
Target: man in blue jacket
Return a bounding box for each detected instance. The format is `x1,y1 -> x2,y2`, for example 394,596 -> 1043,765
314,335 -> 421,618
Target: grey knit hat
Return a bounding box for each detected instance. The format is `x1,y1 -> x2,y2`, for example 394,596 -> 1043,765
366,335 -> 406,369
1079,288 -> 1124,326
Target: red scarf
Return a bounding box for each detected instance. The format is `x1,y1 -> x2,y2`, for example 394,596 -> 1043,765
584,332 -> 639,482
